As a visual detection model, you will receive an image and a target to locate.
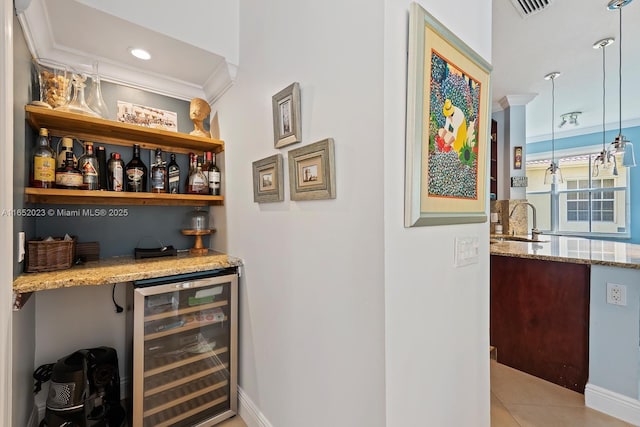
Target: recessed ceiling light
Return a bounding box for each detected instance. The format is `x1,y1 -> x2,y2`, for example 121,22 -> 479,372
129,48 -> 151,61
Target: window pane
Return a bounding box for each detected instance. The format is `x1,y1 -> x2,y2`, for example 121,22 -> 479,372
568,211 -> 577,221
603,212 -> 614,221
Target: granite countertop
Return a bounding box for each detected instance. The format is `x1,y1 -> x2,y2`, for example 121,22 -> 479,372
13,251 -> 244,294
490,234 -> 640,270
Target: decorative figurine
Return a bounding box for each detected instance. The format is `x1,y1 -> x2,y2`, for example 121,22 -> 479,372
189,97 -> 211,138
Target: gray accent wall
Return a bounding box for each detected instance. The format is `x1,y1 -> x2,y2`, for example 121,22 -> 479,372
12,16 -> 37,427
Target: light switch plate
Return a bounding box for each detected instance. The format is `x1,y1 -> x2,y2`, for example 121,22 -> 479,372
18,231 -> 25,263
454,236 -> 479,267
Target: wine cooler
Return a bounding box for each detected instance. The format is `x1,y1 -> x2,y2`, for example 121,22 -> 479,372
132,268 -> 238,426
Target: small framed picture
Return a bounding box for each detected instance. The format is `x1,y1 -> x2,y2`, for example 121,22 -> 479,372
514,146 -> 523,170
288,138 -> 336,201
272,82 -> 302,148
252,154 -> 284,203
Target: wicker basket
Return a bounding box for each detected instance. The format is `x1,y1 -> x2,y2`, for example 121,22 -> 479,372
26,236 -> 76,273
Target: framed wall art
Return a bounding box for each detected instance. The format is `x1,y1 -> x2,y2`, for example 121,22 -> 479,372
272,82 -> 302,148
288,138 -> 336,201
514,146 -> 523,170
252,154 -> 284,203
404,2 -> 492,227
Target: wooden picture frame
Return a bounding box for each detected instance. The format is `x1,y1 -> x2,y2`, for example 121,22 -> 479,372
252,154 -> 284,203
288,138 -> 336,201
272,82 -> 302,148
404,3 -> 492,227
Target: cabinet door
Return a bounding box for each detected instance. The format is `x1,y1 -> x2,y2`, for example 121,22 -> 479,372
490,256 -> 590,393
133,274 -> 238,427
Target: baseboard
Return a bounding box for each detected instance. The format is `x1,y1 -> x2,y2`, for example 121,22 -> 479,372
585,383 -> 640,426
238,386 -> 273,427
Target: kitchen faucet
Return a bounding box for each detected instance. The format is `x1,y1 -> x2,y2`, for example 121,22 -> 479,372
509,202 -> 541,241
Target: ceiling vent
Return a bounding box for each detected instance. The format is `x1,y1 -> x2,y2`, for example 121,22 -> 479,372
510,0 -> 554,18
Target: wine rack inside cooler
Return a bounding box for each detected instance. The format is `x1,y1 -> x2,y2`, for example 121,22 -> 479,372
133,271 -> 238,427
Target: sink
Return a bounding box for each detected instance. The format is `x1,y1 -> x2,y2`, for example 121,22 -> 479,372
494,235 -> 549,243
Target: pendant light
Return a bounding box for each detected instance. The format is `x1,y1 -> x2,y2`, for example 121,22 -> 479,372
608,0 -> 636,168
544,72 -> 563,185
592,37 -> 618,177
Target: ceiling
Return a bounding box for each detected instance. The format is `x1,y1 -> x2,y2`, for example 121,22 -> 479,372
15,0 -> 640,143
492,0 -> 640,142
15,0 -> 239,103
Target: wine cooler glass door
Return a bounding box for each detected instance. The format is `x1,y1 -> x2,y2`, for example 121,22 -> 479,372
133,273 -> 238,427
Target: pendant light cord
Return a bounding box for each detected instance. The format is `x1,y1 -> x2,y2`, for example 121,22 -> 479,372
551,76 -> 556,167
618,6 -> 623,136
602,42 -> 607,152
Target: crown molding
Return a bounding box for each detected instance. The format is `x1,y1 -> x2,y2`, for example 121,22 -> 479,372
497,94 -> 538,110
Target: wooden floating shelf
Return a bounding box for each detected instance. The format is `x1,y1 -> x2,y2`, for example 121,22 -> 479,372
25,105 -> 224,156
25,187 -> 223,207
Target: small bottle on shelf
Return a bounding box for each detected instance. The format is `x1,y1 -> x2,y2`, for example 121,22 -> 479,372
107,152 -> 125,192
31,127 -> 56,188
96,145 -> 109,190
167,153 -> 180,194
78,141 -> 99,190
208,152 -> 221,196
150,148 -> 167,193
56,136 -> 76,169
184,152 -> 197,193
55,151 -> 83,189
126,144 -> 148,192
187,162 -> 208,194
202,151 -> 212,187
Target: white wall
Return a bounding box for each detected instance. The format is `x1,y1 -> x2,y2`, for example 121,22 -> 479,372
214,0 -> 386,426
384,1 -> 491,426
0,1 -> 14,425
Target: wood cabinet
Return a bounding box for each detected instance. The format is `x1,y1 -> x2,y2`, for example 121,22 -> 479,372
490,119 -> 497,198
25,105 -> 223,206
490,255 -> 590,393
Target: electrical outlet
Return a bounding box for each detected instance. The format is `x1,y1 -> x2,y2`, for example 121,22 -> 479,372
606,282 -> 627,306
454,236 -> 479,267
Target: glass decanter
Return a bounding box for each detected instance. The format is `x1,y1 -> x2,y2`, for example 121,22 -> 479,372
55,72 -> 100,117
86,61 -> 110,118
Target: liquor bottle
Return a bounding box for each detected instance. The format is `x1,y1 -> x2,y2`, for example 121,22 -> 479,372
187,162 -> 208,194
56,136 -> 76,169
126,144 -> 148,192
55,151 -> 83,189
184,152 -> 197,193
107,152 -> 125,192
77,141 -> 99,190
202,151 -> 212,187
150,148 -> 167,193
167,153 -> 180,194
209,152 -> 221,196
96,145 -> 109,190
31,127 -> 56,188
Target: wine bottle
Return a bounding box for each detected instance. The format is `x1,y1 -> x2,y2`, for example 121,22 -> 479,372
150,148 -> 167,193
55,151 -> 83,189
126,144 -> 148,192
31,127 -> 56,188
78,141 -> 99,190
209,152 -> 221,196
96,145 -> 108,190
107,152 -> 125,192
202,151 -> 211,188
187,162 -> 208,194
184,152 -> 197,193
167,153 -> 180,194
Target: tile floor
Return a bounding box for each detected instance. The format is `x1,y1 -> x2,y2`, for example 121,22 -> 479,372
134,362 -> 635,427
491,360 -> 635,426
218,414 -> 248,427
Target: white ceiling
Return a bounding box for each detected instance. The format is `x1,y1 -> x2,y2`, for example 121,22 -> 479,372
15,0 -> 239,103
492,0 -> 640,142
15,0 -> 640,143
